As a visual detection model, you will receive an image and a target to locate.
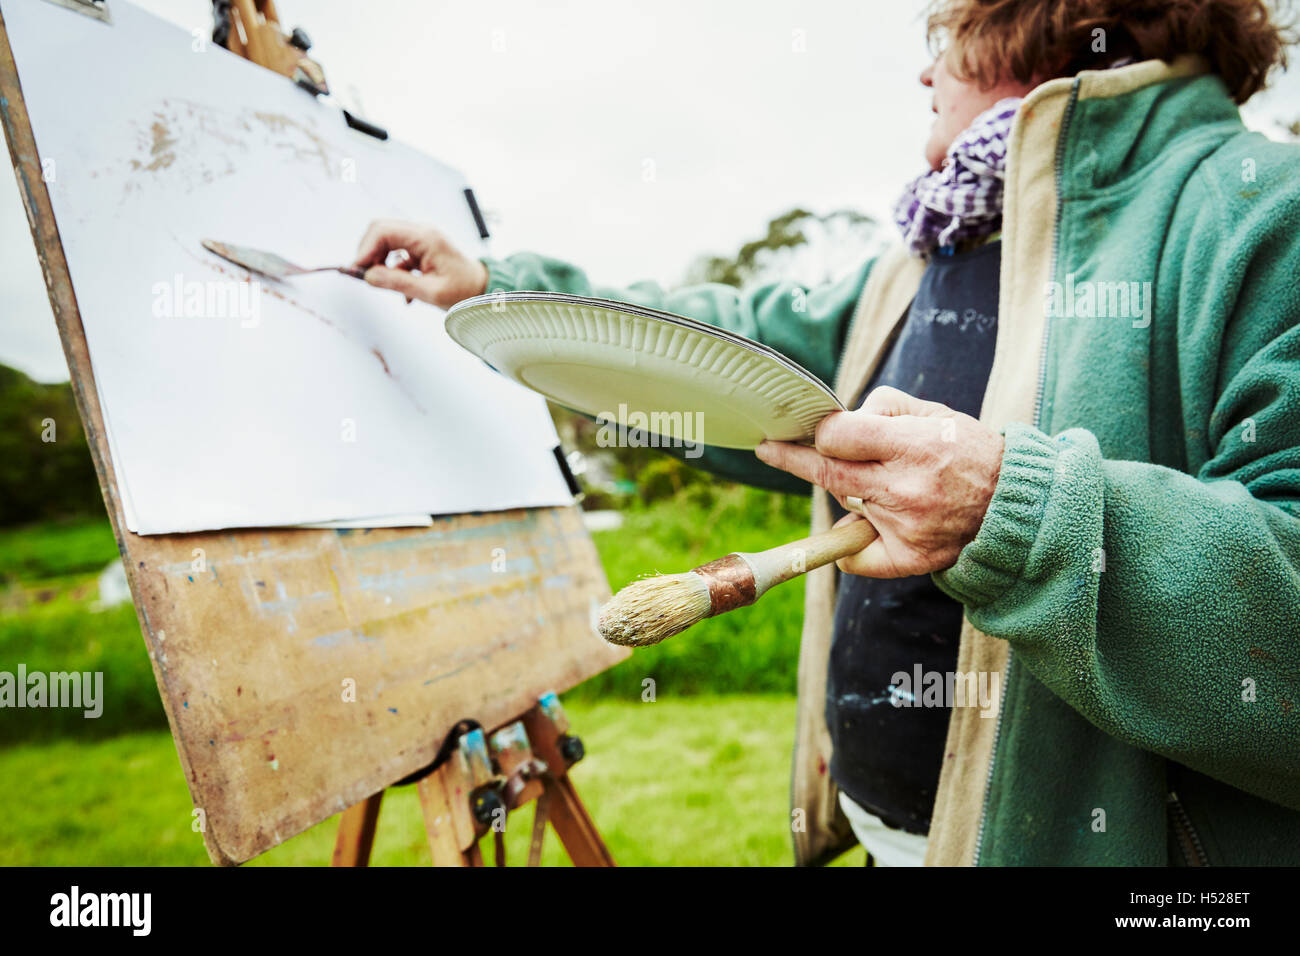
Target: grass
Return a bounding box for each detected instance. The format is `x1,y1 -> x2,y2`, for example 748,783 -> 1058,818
0,696 -> 864,867
0,517 -> 158,743
574,484 -> 810,698
0,490 -> 857,866
0,516 -> 119,583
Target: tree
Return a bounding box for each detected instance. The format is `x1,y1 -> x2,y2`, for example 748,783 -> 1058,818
0,364 -> 103,526
684,207 -> 883,289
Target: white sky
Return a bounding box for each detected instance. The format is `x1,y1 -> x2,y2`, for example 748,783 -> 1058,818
3,0 -> 1297,382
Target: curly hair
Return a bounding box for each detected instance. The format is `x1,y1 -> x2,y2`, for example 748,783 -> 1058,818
926,0 -> 1295,103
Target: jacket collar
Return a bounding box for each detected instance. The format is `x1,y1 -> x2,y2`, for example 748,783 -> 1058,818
1062,56 -> 1232,196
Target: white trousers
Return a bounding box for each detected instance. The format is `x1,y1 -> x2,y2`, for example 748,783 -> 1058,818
838,791 -> 929,867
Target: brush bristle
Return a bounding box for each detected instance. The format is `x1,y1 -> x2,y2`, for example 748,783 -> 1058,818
597,572 -> 713,647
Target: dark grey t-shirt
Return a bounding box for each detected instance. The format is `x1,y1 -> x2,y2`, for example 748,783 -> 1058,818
827,239 -> 1001,834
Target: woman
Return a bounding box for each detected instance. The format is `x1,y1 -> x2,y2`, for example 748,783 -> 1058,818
356,0 -> 1300,866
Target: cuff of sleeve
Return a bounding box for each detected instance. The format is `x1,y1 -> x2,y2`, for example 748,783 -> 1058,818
932,422 -> 1060,609
481,258 -> 514,295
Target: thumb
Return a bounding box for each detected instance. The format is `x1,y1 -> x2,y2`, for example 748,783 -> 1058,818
830,512 -> 886,577
835,535 -> 899,579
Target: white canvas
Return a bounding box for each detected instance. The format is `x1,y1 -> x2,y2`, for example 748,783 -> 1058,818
4,0 -> 572,533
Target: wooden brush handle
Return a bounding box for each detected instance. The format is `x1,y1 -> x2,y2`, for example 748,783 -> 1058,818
733,518 -> 879,598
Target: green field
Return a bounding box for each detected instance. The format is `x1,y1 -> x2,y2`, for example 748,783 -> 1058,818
0,697 -> 862,866
0,490 -> 864,866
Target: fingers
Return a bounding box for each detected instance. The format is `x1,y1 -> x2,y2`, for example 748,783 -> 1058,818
825,513 -> 893,576
817,390 -> 960,460
390,252 -> 417,301
363,264 -> 444,304
861,385 -> 948,418
354,220 -> 435,270
814,410 -> 903,461
373,248 -> 416,303
815,510 -> 896,577
755,440 -> 882,499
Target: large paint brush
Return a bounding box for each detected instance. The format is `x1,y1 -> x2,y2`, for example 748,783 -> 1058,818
598,518 -> 878,646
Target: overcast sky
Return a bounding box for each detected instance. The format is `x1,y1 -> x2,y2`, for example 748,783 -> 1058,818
3,0 -> 1297,382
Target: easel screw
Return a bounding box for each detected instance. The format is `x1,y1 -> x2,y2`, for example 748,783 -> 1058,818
559,735 -> 585,766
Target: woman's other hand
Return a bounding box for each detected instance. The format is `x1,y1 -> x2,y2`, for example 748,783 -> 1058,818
756,386 -> 1004,578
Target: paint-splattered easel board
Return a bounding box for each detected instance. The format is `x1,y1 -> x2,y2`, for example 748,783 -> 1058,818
0,7 -> 628,865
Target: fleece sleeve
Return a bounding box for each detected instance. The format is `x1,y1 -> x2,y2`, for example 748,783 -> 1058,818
481,252 -> 875,494
932,215 -> 1300,810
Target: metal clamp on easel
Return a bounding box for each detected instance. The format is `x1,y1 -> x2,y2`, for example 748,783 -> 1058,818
213,0 -> 395,141
211,0 -> 328,95
332,693 -> 610,867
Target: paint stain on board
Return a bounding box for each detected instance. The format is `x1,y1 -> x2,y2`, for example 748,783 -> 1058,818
128,116 -> 176,172
122,108 -> 224,198
118,98 -> 332,200
252,111 -> 335,176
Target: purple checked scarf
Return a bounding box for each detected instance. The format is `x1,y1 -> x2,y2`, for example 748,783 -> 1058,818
894,97 -> 1022,256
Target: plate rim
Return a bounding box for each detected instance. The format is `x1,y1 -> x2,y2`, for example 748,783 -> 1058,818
446,291 -> 846,412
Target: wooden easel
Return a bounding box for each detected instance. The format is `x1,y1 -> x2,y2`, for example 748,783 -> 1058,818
333,692 -> 613,867
208,3 -> 614,869
1,0 -> 626,866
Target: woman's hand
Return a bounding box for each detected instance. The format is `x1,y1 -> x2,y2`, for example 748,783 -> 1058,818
354,220 -> 489,308
756,386 -> 1005,578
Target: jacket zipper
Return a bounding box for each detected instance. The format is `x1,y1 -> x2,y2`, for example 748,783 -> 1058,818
1168,791 -> 1209,866
972,654 -> 1011,863
971,79 -> 1081,867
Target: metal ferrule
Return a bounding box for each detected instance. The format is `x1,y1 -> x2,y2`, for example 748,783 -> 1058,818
691,553 -> 757,615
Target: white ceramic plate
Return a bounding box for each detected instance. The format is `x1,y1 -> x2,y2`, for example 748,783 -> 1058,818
445,292 -> 843,449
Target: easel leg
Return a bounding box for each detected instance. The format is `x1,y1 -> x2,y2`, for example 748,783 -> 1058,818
331,792 -> 383,866
416,760 -> 480,866
542,775 -> 616,867
527,789 -> 550,867
521,707 -> 615,867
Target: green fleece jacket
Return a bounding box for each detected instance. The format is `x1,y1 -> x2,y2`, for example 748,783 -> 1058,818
480,68 -> 1300,865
